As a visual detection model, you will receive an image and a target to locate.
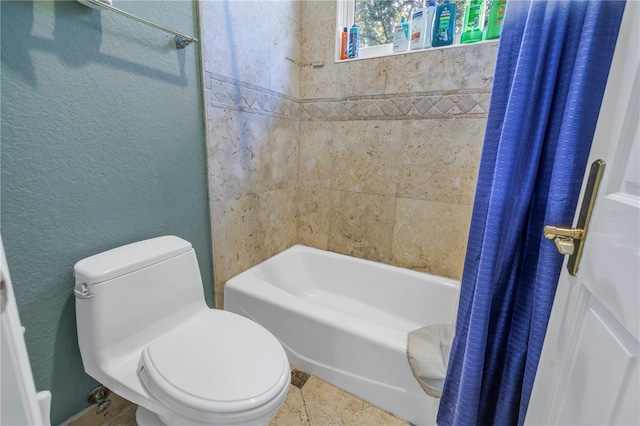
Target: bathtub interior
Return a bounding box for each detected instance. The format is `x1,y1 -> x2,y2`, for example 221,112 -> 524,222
244,245 -> 460,332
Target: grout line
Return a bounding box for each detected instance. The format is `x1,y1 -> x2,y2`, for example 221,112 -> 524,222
295,118 -> 302,246
299,385 -> 311,425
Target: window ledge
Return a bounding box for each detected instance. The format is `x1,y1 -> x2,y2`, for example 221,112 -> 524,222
335,38 -> 499,64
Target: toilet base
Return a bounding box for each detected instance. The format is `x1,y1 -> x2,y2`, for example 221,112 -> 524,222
135,406 -> 165,426
134,404 -> 275,426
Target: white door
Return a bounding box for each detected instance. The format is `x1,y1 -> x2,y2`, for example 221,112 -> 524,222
526,2 -> 639,425
0,236 -> 51,426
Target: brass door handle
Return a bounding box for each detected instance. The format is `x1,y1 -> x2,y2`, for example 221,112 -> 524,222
543,159 -> 606,276
544,225 -> 584,256
544,226 -> 585,256
543,226 -> 585,241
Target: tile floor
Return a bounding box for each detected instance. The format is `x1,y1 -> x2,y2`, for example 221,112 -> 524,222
66,368 -> 408,426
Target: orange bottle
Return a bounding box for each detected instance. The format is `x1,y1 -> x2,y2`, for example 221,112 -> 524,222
340,27 -> 349,60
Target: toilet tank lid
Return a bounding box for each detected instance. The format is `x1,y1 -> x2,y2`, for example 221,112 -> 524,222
74,236 -> 192,285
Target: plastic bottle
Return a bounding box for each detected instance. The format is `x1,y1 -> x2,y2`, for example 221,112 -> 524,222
410,1 -> 436,50
410,2 -> 427,50
486,0 -> 507,39
403,16 -> 410,40
340,27 -> 349,60
393,17 -> 410,53
426,2 -> 437,47
348,23 -> 359,58
432,0 -> 456,47
461,0 -> 486,43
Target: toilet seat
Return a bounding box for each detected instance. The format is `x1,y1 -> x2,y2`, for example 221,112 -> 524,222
138,309 -> 290,424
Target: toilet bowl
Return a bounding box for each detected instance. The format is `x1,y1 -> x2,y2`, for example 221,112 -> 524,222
74,236 -> 290,425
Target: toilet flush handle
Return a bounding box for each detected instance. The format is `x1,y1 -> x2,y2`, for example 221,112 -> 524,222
74,282 -> 94,299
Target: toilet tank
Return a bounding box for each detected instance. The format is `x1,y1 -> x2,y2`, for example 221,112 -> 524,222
74,236 -> 208,369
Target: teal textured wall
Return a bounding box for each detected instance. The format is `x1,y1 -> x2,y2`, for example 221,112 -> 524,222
0,1 -> 212,424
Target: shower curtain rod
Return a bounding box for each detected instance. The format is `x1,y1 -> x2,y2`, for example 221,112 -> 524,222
80,0 -> 198,49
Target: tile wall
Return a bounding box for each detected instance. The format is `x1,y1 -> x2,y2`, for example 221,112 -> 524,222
200,0 -> 301,307
202,0 -> 499,306
297,1 -> 498,279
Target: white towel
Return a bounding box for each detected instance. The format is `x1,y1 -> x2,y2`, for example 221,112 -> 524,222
406,324 -> 454,398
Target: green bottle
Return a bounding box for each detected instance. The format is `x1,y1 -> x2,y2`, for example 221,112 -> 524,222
460,0 -> 486,44
486,0 -> 507,40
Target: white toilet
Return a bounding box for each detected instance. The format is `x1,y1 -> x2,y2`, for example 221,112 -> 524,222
74,236 -> 290,426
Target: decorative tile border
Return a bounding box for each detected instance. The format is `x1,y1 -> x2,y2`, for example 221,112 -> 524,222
206,72 -> 491,121
298,92 -> 491,120
206,72 -> 300,120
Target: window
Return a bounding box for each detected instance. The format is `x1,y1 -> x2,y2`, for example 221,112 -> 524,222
336,0 -> 490,61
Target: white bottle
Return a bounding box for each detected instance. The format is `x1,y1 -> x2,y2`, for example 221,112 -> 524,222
410,1 -> 436,50
392,17 -> 410,53
425,2 -> 436,48
409,2 -> 427,50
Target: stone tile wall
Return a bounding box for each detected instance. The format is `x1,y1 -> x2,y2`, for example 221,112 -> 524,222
202,0 -> 498,306
200,1 -> 301,307
297,1 -> 499,279
297,117 -> 487,279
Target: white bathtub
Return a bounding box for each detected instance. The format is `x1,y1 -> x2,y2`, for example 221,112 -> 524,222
224,245 -> 460,425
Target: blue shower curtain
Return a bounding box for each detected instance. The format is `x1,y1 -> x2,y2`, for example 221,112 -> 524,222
437,1 -> 626,425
